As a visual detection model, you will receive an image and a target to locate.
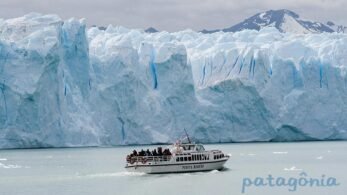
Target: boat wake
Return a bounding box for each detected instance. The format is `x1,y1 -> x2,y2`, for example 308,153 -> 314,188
78,168 -> 229,179
80,171 -> 146,178
209,170 -> 220,174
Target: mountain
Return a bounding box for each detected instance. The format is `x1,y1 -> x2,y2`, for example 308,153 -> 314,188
91,26 -> 159,33
202,9 -> 345,34
326,21 -> 347,33
145,27 -> 159,33
91,25 -> 107,30
98,26 -> 107,31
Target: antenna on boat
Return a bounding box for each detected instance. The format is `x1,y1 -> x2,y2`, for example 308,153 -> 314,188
184,128 -> 191,143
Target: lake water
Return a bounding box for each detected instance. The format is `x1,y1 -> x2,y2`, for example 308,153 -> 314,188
0,141 -> 346,195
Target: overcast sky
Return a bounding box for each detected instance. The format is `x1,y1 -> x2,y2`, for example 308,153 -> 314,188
0,0 -> 346,31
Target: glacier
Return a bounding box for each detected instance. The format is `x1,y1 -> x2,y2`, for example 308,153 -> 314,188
0,13 -> 347,148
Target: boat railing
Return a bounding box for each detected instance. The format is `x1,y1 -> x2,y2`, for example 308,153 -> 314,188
127,155 -> 172,163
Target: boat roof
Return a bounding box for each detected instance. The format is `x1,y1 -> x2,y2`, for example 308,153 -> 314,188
179,143 -> 201,146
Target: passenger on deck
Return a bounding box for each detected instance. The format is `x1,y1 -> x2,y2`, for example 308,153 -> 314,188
163,149 -> 171,155
152,149 -> 158,156
158,147 -> 163,156
146,149 -> 151,156
139,149 -> 145,156
132,150 -> 138,156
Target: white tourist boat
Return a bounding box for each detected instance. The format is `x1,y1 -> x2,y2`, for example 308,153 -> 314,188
125,138 -> 230,174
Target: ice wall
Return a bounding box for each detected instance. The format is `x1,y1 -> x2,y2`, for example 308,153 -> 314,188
0,14 -> 346,148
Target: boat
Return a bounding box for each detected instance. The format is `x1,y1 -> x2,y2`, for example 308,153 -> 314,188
125,134 -> 230,174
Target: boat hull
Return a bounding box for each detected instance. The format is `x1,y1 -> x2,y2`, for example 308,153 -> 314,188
125,158 -> 228,174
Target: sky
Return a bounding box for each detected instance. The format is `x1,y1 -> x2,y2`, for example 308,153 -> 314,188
0,0 -> 346,32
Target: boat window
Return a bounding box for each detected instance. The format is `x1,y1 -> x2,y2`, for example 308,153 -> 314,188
196,145 -> 205,152
176,157 -> 179,162
196,145 -> 201,151
184,157 -> 187,161
180,157 -> 183,161
207,155 -> 209,160
192,155 -> 195,161
188,156 -> 191,161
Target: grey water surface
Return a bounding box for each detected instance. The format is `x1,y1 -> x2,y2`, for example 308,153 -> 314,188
0,141 -> 346,195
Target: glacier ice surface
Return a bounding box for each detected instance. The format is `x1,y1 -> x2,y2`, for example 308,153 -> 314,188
0,14 -> 347,148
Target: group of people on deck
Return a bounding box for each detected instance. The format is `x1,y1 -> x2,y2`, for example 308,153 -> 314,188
129,147 -> 172,158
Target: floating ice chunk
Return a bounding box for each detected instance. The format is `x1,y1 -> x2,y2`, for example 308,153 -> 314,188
284,166 -> 303,171
316,156 -> 324,160
0,162 -> 22,169
272,151 -> 288,154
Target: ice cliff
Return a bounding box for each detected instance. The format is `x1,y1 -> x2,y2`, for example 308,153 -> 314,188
0,13 -> 347,148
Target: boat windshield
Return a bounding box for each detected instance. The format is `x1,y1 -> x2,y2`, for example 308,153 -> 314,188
196,144 -> 205,152
182,145 -> 195,151
181,144 -> 205,151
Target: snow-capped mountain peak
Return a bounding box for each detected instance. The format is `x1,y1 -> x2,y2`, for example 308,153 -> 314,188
203,9 -> 339,34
